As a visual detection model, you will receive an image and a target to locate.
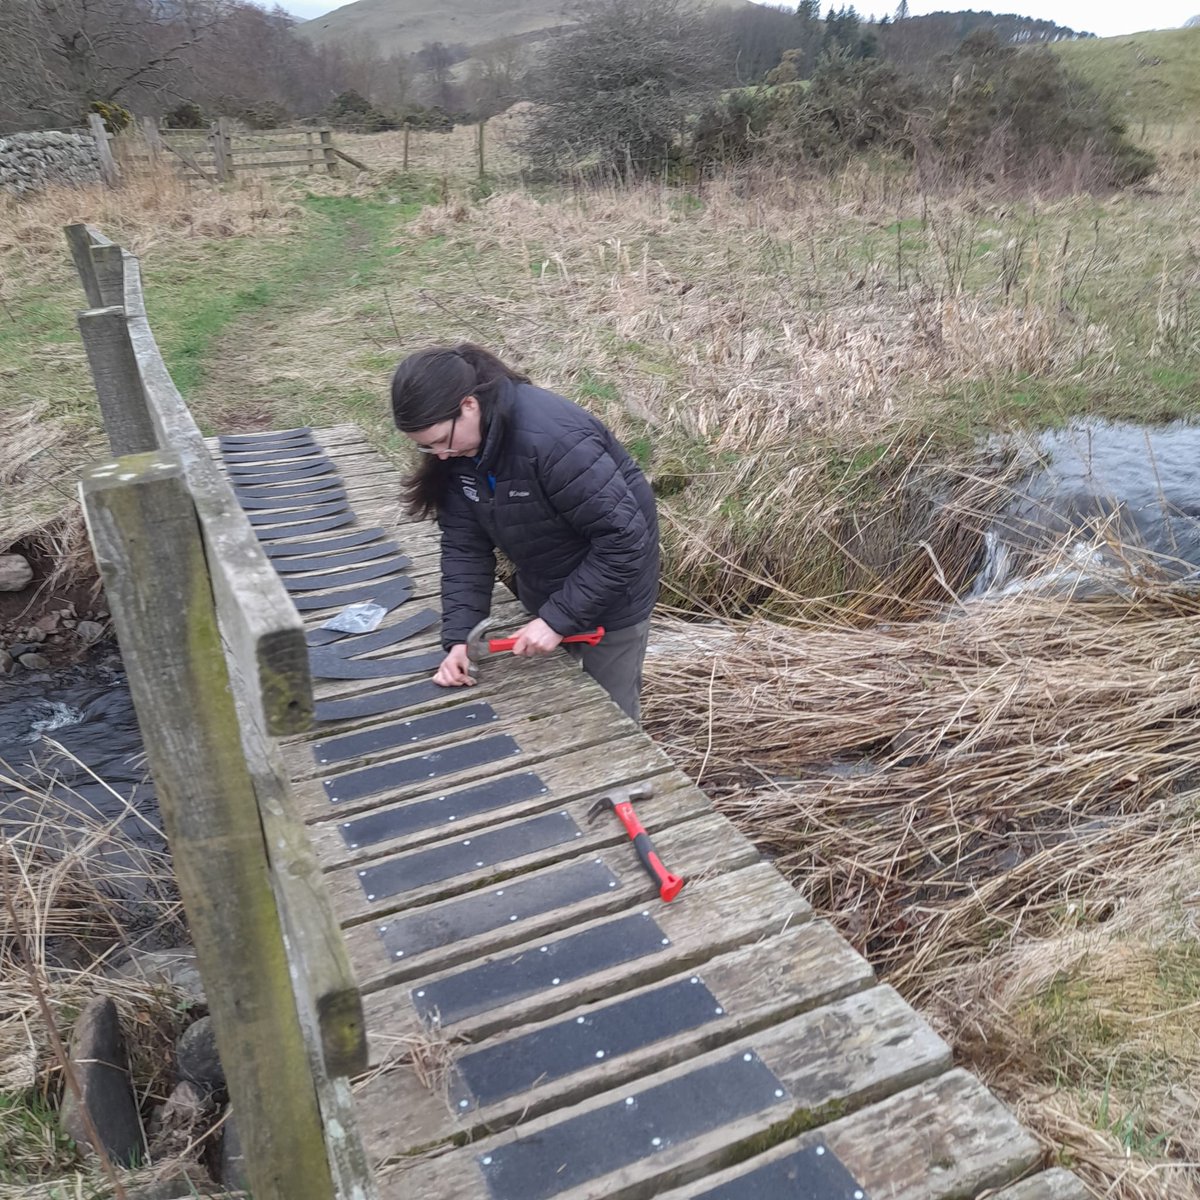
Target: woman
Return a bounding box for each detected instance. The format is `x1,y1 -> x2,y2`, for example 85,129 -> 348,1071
391,343 -> 659,724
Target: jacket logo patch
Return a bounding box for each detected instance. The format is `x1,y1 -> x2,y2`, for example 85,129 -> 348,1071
508,489 -> 530,498
459,476 -> 479,503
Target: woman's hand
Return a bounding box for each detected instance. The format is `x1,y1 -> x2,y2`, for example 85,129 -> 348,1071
434,644 -> 476,687
510,617 -> 564,657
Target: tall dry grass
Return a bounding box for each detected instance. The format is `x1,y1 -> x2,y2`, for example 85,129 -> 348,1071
643,565 -> 1200,1199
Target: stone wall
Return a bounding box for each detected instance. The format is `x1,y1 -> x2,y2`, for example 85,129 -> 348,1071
0,130 -> 101,195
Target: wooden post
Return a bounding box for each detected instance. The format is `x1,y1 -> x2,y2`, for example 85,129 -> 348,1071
80,454 -> 337,1200
306,129 -> 316,173
89,243 -> 128,308
64,224 -> 104,307
210,120 -> 228,182
318,127 -> 339,176
402,123 -> 410,172
477,117 -> 486,180
218,117 -> 235,179
76,307 -> 157,455
87,113 -> 119,187
141,115 -> 163,166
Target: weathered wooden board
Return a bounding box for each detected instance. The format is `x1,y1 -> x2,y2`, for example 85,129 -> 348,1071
374,984 -> 950,1197
361,863 -> 811,1054
356,920 -> 874,1157
307,735 -> 670,869
988,1169 -> 1092,1200
341,810 -> 761,986
657,1068 -> 1043,1200
292,692 -> 645,823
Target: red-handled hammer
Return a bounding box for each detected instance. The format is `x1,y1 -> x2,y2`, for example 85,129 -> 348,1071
586,782 -> 686,903
466,617 -> 605,662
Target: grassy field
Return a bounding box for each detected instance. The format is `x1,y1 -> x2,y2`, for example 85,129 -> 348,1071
1053,24 -> 1200,122
2,116 -> 1200,1196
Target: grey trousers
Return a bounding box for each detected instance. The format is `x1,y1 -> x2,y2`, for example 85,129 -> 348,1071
564,618 -> 651,724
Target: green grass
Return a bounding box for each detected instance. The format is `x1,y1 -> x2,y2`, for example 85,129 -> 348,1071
1053,25 -> 1200,122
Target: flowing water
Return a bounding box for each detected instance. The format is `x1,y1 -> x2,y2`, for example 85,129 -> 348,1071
971,419 -> 1200,597
0,649 -> 166,899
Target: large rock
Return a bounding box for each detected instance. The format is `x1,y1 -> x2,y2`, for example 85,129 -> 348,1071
0,554 -> 32,591
176,1016 -> 225,1094
59,996 -> 144,1165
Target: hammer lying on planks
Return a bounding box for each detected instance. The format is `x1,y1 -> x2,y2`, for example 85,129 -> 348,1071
587,782 -> 687,903
466,616 -> 605,663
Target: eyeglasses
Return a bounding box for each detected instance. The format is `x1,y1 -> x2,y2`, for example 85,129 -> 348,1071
414,414 -> 457,455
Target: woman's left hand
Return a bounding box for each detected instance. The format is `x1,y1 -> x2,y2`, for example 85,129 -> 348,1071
509,617 -> 564,656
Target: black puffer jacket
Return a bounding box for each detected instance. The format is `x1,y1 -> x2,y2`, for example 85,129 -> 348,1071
437,378 -> 659,649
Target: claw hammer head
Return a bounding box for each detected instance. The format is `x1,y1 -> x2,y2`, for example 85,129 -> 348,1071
466,617 -> 499,663
585,781 -> 654,824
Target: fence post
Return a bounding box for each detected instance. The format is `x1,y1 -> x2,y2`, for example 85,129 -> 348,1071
403,123 -> 410,171
218,116 -> 235,179
80,453 -> 336,1200
306,129 -> 316,173
477,117 -> 486,180
141,115 -> 163,166
87,113 -> 119,187
318,127 -> 339,175
76,308 -> 157,455
210,120 -> 229,182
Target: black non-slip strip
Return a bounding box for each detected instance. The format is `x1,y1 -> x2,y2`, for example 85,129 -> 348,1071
234,476 -> 345,500
454,973 -> 723,1109
236,489 -> 348,512
227,457 -> 335,479
338,771 -> 548,847
694,1144 -> 869,1200
356,810 -> 581,901
274,540 -> 401,575
307,645 -> 439,679
322,734 -> 522,806
247,501 -> 350,527
296,575 -> 415,615
314,679 -> 446,723
254,512 -> 356,542
411,911 -> 668,1028
314,702 -> 498,764
232,465 -> 337,488
262,526 -> 387,559
219,426 -> 312,444
312,607 -> 439,653
282,557 -> 410,593
221,447 -> 323,466
477,1052 -> 787,1200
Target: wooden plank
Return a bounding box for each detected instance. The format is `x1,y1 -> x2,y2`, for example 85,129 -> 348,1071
88,113 -> 118,186
361,862 -> 810,1056
341,809 -> 759,989
374,984 -> 951,1196
308,736 -> 679,869
291,690 -> 640,823
80,455 -> 334,1200
121,256 -> 312,735
63,223 -> 108,306
989,1170 -> 1092,1200
75,305 -> 158,455
356,920 -> 874,1158
236,157 -> 323,169
658,1068 -> 1043,1200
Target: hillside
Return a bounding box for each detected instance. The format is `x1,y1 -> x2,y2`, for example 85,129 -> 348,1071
296,0 -> 752,57
1052,24 -> 1200,121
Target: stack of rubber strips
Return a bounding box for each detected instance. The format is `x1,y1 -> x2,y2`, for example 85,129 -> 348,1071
218,428 -> 444,721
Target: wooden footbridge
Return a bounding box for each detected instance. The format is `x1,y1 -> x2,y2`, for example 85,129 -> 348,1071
67,226 -> 1087,1200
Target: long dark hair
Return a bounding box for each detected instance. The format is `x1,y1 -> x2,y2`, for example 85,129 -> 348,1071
393,343 -> 530,517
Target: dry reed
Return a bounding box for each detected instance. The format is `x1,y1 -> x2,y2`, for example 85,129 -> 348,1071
643,567 -> 1200,1198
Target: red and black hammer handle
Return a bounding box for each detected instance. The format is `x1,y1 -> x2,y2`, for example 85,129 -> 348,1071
611,800 -> 686,902
487,626 -> 605,653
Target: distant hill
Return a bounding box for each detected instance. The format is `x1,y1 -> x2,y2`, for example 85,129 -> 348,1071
296,0 -> 752,58
1051,25 -> 1200,121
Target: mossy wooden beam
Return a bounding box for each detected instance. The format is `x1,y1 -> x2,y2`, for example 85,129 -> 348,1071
80,453 -> 335,1200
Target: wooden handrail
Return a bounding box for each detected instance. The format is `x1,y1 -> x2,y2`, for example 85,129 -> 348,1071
67,226 -> 373,1198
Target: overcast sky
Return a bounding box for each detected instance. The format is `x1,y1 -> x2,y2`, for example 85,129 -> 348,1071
282,0 -> 1198,38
